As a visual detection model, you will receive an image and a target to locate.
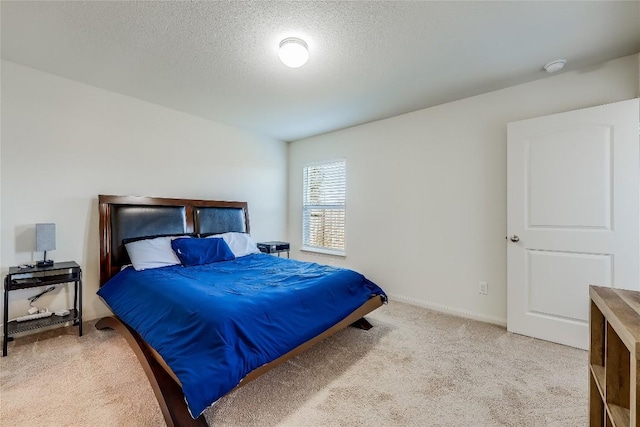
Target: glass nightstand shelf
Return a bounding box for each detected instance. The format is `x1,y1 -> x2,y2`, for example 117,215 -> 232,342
257,241 -> 290,258
3,261 -> 82,356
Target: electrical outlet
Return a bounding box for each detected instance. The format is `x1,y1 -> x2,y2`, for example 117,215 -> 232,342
479,281 -> 488,295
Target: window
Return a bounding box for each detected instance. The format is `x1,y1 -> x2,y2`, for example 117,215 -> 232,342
302,159 -> 346,255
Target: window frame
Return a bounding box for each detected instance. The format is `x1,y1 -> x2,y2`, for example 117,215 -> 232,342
301,158 -> 347,257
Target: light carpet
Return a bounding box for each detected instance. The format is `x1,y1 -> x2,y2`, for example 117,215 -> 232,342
0,301 -> 587,426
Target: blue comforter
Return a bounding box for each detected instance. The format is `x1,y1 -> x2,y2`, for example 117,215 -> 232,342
97,254 -> 386,417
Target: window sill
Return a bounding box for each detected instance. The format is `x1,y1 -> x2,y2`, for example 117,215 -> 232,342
300,246 -> 346,258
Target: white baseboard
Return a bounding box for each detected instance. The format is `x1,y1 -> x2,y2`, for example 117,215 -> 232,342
386,293 -> 507,327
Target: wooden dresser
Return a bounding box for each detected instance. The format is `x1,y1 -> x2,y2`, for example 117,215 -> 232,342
589,285 -> 640,427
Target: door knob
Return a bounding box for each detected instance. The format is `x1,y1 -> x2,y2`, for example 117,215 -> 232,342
510,235 -> 520,243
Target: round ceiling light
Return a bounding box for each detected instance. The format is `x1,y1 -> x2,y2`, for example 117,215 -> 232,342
279,38 -> 309,68
544,59 -> 566,73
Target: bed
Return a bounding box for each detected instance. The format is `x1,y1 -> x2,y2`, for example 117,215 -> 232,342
95,195 -> 386,426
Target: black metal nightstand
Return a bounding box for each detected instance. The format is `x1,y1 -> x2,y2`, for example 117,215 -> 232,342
3,261 -> 82,356
257,241 -> 290,258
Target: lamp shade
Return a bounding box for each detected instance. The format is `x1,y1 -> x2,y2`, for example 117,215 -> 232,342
279,38 -> 309,68
36,223 -> 56,252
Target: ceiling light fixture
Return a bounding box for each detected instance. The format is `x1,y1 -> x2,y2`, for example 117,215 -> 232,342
279,37 -> 309,68
544,59 -> 566,73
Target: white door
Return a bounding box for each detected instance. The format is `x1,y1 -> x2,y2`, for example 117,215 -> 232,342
507,99 -> 639,350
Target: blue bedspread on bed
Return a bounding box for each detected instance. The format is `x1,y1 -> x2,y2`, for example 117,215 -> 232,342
97,253 -> 386,417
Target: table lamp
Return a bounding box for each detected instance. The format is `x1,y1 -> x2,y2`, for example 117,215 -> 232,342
36,223 -> 55,267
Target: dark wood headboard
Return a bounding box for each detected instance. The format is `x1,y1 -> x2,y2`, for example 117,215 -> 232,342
98,195 -> 250,286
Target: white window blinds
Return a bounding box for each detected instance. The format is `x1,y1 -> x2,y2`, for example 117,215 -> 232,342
302,159 -> 346,255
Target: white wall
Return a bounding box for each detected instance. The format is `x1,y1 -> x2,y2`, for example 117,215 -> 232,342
288,54 -> 640,325
1,61 -> 287,321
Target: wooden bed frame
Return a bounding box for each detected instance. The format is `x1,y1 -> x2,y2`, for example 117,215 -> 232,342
96,195 -> 384,427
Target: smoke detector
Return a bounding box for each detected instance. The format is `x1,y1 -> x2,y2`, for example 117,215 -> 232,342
544,59 -> 566,73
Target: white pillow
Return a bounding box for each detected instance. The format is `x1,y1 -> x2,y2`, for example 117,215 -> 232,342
207,232 -> 261,258
125,236 -> 187,271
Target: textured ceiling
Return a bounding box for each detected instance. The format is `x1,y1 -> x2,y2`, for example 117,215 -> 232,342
2,1 -> 639,141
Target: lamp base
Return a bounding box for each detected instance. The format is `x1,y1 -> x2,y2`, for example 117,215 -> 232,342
36,260 -> 54,268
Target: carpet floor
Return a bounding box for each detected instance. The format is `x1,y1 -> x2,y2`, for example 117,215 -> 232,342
0,301 -> 587,426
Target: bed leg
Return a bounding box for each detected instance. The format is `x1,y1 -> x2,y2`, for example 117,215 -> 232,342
350,317 -> 373,330
96,316 -> 209,427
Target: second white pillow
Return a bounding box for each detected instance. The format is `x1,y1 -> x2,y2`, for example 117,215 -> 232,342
206,232 -> 261,258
